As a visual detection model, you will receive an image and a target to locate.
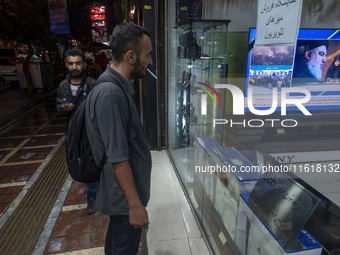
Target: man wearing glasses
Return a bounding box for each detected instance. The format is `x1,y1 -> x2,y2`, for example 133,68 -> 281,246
56,48 -> 98,215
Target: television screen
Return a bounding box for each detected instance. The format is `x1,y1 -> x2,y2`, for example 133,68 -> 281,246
245,28 -> 340,112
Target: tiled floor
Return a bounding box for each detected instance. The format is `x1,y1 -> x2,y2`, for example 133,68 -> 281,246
42,150 -> 211,255
148,150 -> 210,255
43,181 -> 108,254
0,105 -> 64,218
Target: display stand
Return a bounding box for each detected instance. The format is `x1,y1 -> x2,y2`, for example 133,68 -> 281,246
237,193 -> 322,255
193,136 -> 222,218
209,147 -> 261,240
175,19 -> 230,148
192,136 -> 241,253
236,171 -> 322,255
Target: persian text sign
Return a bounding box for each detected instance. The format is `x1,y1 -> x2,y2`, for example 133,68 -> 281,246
47,0 -> 70,34
248,172 -> 321,249
255,0 -> 302,46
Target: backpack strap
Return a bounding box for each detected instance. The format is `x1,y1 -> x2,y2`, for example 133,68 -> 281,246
91,75 -> 131,112
89,74 -> 131,171
97,152 -> 107,172
82,77 -> 96,94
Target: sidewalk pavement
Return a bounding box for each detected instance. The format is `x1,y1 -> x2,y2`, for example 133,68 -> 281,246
0,97 -> 149,254
0,85 -> 56,128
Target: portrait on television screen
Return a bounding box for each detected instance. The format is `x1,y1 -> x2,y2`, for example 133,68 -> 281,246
292,39 -> 340,85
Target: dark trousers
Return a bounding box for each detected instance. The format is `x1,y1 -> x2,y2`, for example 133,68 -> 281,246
105,215 -> 142,255
86,181 -> 98,197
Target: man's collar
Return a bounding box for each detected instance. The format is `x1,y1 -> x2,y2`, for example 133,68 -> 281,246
106,66 -> 135,96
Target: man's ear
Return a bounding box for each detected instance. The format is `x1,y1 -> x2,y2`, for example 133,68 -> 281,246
305,50 -> 312,60
126,50 -> 136,64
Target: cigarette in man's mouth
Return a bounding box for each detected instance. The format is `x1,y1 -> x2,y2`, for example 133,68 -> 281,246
147,68 -> 157,80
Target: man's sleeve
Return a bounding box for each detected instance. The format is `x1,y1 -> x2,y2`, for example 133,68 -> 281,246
95,85 -> 130,163
56,85 -> 68,116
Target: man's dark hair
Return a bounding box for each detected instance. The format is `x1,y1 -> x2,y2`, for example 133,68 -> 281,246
111,22 -> 151,63
64,48 -> 86,63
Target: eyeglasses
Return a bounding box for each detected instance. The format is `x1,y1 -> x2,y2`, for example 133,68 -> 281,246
66,61 -> 83,66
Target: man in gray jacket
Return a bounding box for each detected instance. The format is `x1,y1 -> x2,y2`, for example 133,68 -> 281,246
56,48 -> 98,215
85,23 -> 153,255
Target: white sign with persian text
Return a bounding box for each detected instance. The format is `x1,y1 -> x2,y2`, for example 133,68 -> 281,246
255,0 -> 303,46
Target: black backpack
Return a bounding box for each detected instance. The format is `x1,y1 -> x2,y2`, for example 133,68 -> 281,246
66,75 -> 130,183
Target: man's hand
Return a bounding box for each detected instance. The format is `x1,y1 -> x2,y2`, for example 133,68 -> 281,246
61,102 -> 76,112
129,203 -> 149,229
113,160 -> 149,229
